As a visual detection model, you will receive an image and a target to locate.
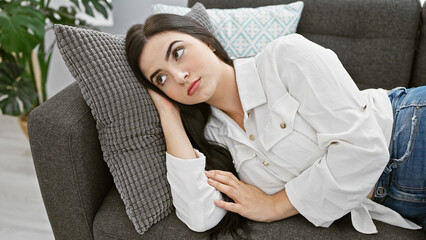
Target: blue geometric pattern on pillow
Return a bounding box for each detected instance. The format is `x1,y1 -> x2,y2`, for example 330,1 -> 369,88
153,4 -> 190,15
152,2 -> 304,58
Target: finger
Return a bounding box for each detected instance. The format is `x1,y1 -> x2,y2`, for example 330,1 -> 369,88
214,199 -> 241,214
212,170 -> 240,181
206,170 -> 240,187
207,178 -> 239,199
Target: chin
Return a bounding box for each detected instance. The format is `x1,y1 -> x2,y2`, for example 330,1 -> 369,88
182,97 -> 207,106
187,99 -> 205,105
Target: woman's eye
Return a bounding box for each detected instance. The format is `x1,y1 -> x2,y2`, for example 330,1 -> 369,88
156,75 -> 166,85
173,48 -> 184,60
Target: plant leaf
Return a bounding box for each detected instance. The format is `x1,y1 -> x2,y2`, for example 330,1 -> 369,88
0,5 -> 45,53
45,6 -> 78,25
0,61 -> 36,115
0,61 -> 22,85
92,0 -> 107,19
0,47 -> 15,62
82,0 -> 94,17
14,77 -> 37,112
103,0 -> 112,10
0,94 -> 21,116
69,0 -> 81,10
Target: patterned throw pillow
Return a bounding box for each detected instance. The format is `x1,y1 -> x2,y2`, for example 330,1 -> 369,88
153,2 -> 304,58
53,4 -> 214,236
149,2 -> 214,34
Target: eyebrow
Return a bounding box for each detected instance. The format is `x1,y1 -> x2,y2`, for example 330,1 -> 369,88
149,40 -> 182,83
166,40 -> 182,60
149,69 -> 161,84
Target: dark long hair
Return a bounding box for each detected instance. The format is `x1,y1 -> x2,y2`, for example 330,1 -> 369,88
125,14 -> 248,239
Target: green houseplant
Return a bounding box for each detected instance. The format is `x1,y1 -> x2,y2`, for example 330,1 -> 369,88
0,0 -> 112,118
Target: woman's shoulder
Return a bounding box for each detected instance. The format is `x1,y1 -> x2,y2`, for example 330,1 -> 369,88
259,33 -> 328,60
271,33 -> 308,45
269,33 -> 325,50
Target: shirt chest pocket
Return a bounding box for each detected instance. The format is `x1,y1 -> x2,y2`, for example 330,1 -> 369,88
259,93 -> 323,170
259,93 -> 299,150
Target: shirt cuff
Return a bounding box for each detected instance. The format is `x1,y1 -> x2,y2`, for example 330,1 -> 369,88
286,180 -> 334,228
166,149 -> 206,171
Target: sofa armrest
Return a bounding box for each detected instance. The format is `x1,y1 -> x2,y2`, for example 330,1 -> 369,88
28,82 -> 113,240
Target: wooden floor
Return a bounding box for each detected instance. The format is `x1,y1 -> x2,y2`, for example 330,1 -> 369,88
0,115 -> 54,240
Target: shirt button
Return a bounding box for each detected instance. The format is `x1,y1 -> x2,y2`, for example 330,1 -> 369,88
262,161 -> 269,166
280,122 -> 287,129
247,111 -> 251,117
249,134 -> 255,141
232,160 -> 235,164
361,105 -> 368,111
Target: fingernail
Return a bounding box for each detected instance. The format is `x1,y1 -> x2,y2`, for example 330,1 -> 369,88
207,178 -> 213,184
205,170 -> 212,176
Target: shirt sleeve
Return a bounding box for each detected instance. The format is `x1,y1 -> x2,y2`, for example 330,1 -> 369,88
166,149 -> 226,232
267,34 -> 390,227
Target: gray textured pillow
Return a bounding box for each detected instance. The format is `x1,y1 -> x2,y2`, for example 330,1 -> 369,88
53,5 -> 215,235
187,2 -> 215,33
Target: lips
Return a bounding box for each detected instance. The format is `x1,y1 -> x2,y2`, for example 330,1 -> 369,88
187,78 -> 201,96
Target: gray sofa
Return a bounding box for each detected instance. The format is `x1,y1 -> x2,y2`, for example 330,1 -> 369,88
28,0 -> 425,239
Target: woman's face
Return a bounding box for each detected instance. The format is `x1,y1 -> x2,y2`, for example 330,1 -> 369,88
139,31 -> 223,105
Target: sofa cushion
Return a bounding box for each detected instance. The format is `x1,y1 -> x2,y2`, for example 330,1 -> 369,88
190,0 -> 421,90
153,2 -> 304,58
53,4 -> 214,235
93,187 -> 209,240
93,186 -> 426,239
411,4 -> 426,87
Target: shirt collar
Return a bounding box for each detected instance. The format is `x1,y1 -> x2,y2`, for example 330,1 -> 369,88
234,57 -> 267,113
207,57 -> 267,137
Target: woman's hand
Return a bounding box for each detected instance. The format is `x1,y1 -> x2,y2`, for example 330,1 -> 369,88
205,170 -> 298,222
147,88 -> 197,159
147,88 -> 179,117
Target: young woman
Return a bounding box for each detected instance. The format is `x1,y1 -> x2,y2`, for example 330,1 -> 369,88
125,14 -> 425,237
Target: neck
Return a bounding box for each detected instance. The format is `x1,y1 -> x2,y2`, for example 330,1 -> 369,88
206,62 -> 244,121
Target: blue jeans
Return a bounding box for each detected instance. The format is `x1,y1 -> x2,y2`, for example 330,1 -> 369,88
373,86 -> 426,230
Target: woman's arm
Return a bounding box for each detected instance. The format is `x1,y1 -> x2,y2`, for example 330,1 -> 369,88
147,89 -> 226,232
148,89 -> 196,159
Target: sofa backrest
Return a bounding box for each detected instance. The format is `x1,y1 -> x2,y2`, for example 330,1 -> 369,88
411,4 -> 426,87
189,0 -> 422,90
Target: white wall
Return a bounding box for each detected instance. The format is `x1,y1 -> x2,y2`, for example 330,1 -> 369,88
46,0 -> 187,99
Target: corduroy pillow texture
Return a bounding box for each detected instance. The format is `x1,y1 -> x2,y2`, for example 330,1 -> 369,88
53,5 -> 214,235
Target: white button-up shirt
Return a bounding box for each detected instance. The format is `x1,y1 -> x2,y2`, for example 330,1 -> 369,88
166,34 -> 421,233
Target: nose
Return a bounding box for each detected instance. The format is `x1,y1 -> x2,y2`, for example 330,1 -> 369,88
172,69 -> 189,85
